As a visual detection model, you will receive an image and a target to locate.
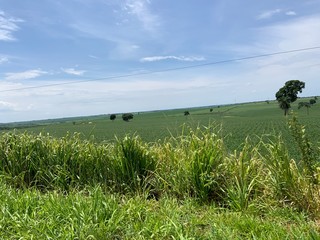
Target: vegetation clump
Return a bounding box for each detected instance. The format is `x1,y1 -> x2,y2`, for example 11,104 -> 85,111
110,114 -> 116,121
122,113 -> 134,121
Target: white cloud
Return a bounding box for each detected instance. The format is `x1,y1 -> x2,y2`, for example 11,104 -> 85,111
5,69 -> 47,81
0,56 -> 9,64
140,55 -> 205,62
99,78 -> 212,92
230,15 -> 320,57
257,9 -> 282,20
0,101 -> 16,111
62,68 -> 86,76
225,14 -> 320,100
89,55 -> 99,59
286,11 -> 297,16
258,15 -> 320,49
0,11 -> 24,41
123,0 -> 159,31
257,9 -> 297,20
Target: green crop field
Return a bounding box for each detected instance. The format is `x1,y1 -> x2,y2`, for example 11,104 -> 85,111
3,99 -> 320,158
0,99 -> 320,239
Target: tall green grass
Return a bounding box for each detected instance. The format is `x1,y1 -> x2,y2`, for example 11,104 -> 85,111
224,139 -> 264,212
0,132 -> 113,191
0,118 -> 319,217
188,126 -> 226,203
0,182 -> 318,239
114,135 -> 156,193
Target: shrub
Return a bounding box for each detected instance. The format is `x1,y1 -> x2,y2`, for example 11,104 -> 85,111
122,113 -> 133,121
309,99 -> 316,105
110,114 -> 116,121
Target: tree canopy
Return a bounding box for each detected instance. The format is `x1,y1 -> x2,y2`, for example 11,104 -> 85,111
298,102 -> 311,115
110,114 -> 116,121
309,99 -> 316,105
122,113 -> 133,122
275,80 -> 305,116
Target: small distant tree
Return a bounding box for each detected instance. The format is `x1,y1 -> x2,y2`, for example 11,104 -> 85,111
184,111 -> 190,116
275,80 -> 305,116
210,108 -> 213,112
122,113 -> 133,122
110,114 -> 116,121
266,100 -> 270,104
309,99 -> 316,105
298,102 -> 311,115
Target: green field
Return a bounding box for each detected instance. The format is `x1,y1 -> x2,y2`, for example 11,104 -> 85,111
0,99 -> 320,239
4,99 -> 320,158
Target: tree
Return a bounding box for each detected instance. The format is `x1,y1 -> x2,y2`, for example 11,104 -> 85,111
110,114 -> 116,121
184,111 -> 190,116
275,80 -> 305,116
298,102 -> 311,115
122,113 -> 133,121
309,99 -> 316,105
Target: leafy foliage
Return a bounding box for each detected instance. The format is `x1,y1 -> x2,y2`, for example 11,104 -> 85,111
276,80 -> 305,115
122,113 -> 133,121
309,99 -> 316,105
298,102 -> 311,115
110,114 -> 116,121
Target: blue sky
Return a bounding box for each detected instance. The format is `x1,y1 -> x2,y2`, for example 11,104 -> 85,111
1,0 -> 320,122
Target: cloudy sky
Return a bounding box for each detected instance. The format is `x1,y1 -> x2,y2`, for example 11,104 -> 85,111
1,0 -> 320,122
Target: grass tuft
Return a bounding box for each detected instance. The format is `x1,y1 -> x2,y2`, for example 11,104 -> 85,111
114,135 -> 157,193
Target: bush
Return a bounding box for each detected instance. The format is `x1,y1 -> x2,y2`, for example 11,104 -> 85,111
309,99 -> 316,105
122,113 -> 133,121
110,114 -> 116,121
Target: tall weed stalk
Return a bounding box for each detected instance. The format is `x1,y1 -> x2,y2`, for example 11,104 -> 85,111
288,115 -> 319,184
